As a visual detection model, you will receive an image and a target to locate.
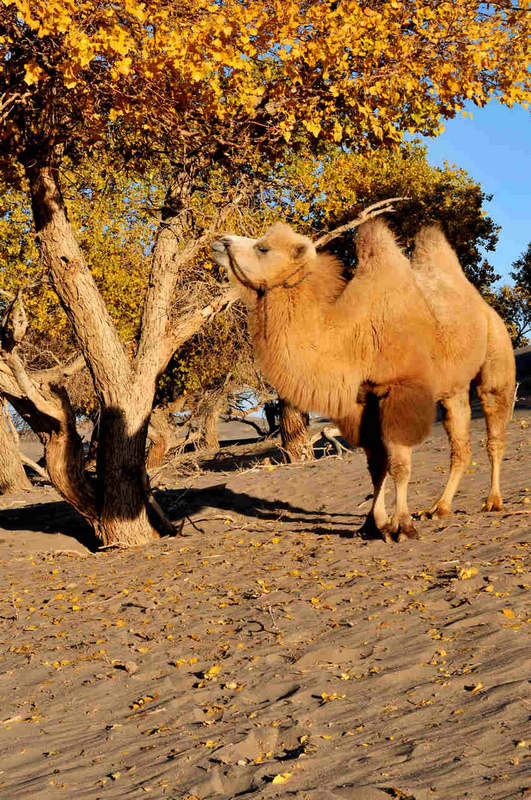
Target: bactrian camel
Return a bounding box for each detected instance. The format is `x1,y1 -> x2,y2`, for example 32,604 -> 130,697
212,220 -> 515,541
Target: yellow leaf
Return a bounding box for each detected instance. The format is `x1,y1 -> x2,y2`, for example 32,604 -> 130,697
321,692 -> 345,703
272,772 -> 292,784
458,566 -> 478,580
502,608 -> 515,619
464,682 -> 483,694
23,61 -> 43,86
203,664 -> 221,679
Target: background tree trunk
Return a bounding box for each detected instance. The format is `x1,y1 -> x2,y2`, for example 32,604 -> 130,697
146,407 -> 172,468
0,404 -> 31,493
87,418 -> 99,466
264,400 -> 280,435
197,393 -> 225,451
279,399 -> 314,463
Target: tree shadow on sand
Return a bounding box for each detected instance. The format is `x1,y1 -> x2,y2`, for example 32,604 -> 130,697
158,485 -> 366,539
0,500 -> 100,551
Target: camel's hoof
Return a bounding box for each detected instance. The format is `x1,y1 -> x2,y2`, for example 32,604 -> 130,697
396,525 -> 419,543
429,503 -> 451,519
484,495 -> 503,512
359,515 -> 388,542
414,504 -> 450,521
382,519 -> 419,543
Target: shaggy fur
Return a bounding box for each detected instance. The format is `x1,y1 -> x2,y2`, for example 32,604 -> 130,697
212,220 -> 515,541
411,225 -> 515,516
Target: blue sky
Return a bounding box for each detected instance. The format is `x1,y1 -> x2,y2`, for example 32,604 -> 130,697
422,102 -> 530,285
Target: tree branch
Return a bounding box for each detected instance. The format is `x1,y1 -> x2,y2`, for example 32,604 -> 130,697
26,162 -> 134,403
170,286 -> 239,357
314,198 -> 408,249
33,353 -> 86,383
135,228 -> 209,384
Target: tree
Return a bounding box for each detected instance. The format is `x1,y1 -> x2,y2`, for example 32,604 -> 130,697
281,142 -> 502,290
511,242 -> 531,301
486,243 -> 531,348
488,285 -> 530,348
0,401 -> 31,493
0,0 -> 530,545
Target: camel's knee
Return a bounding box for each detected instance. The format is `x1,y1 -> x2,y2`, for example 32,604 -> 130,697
450,438 -> 472,469
478,386 -> 513,430
387,451 -> 411,482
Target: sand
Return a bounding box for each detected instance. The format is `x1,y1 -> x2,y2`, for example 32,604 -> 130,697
0,410 -> 529,799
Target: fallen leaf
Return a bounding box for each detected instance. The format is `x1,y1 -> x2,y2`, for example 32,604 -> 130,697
271,772 -> 292,784
458,566 -> 478,580
464,682 -> 483,693
203,664 -> 221,679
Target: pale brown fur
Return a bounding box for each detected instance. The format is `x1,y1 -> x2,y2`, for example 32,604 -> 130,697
212,220 -> 515,540
411,225 -> 515,516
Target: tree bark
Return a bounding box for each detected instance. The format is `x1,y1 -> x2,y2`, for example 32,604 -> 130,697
196,391 -> 227,451
95,405 -> 156,547
201,403 -> 221,451
0,404 -> 31,493
15,155 -> 236,547
146,426 -> 168,469
279,399 -> 314,463
25,158 -> 157,545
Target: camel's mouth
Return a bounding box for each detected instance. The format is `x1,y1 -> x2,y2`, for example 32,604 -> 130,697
211,238 -> 261,292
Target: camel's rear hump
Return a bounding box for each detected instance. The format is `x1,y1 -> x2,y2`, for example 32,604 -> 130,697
411,225 -> 466,277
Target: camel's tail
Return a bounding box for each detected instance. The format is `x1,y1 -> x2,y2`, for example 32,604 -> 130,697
356,219 -> 408,275
411,224 -> 465,276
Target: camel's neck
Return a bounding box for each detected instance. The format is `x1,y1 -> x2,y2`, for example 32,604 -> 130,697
248,277 -> 371,418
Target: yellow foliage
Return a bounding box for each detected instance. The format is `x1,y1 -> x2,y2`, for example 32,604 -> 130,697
1,0 -> 530,160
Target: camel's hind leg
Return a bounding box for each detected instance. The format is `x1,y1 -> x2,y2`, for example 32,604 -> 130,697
429,389 -> 471,518
476,385 -> 512,511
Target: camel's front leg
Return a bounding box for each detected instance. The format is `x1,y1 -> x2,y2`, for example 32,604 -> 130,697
383,442 -> 418,542
362,446 -> 389,539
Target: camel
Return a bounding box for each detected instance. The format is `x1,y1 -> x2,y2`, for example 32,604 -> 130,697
211,220 -> 515,541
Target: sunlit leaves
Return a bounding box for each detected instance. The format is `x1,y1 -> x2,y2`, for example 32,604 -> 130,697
1,0 -> 530,165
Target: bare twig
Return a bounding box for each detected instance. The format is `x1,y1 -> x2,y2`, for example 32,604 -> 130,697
314,197 -> 408,249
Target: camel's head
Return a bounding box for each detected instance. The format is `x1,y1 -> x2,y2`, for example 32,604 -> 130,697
211,222 -> 316,296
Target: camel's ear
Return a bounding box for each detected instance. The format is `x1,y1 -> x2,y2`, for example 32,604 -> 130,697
292,242 -> 307,261
292,240 -> 315,263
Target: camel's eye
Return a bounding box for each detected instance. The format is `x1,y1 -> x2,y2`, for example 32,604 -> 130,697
256,242 -> 269,254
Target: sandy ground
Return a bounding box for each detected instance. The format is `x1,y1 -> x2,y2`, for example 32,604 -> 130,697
0,410 -> 530,800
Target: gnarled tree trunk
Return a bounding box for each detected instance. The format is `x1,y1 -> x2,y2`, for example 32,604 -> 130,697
0,403 -> 31,493
3,153 -> 237,547
24,158 -> 157,546
279,399 -> 314,463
